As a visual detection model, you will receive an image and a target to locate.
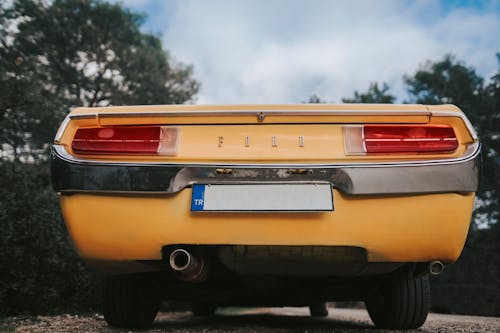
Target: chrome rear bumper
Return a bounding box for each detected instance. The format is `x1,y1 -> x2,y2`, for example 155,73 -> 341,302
51,143 -> 480,195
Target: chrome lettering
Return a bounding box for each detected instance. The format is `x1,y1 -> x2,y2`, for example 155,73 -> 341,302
272,136 -> 278,147
299,136 -> 304,147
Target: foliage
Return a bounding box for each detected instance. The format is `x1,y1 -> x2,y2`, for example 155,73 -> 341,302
404,55 -> 483,108
0,161 -> 101,314
0,3 -> 50,162
431,222 -> 500,316
305,94 -> 327,104
342,82 -> 395,103
0,0 -> 199,160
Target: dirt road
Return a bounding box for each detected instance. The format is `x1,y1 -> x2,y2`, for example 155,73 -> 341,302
10,307 -> 500,333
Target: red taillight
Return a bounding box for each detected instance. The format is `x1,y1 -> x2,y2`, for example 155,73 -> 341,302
344,125 -> 458,154
72,126 -> 179,155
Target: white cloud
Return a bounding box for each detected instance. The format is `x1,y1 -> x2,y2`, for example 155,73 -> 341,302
127,0 -> 500,103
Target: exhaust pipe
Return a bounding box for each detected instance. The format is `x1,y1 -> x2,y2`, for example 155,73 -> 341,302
169,249 -> 207,283
429,260 -> 445,275
169,249 -> 192,271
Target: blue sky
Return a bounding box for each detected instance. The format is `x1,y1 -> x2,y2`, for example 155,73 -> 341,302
118,0 -> 500,104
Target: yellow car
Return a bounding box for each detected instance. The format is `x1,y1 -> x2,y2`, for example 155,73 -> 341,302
51,104 -> 479,329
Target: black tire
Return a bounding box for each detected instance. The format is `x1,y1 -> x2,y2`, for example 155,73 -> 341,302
103,274 -> 160,329
191,303 -> 216,316
365,267 -> 430,329
309,303 -> 329,317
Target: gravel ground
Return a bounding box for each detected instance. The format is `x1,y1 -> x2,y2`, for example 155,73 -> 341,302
7,307 -> 500,333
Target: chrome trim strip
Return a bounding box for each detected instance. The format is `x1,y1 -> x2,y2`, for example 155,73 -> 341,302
52,143 -> 480,168
68,110 -> 429,119
54,115 -> 71,143
69,113 -> 98,120
54,113 -> 98,143
97,109 -> 432,118
431,110 -> 478,140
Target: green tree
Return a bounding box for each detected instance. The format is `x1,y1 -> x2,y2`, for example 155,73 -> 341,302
0,162 -> 100,313
404,55 -> 484,122
1,0 -> 199,160
482,54 -> 500,215
404,54 -> 500,225
0,2 -> 49,161
305,94 -> 327,103
342,82 -> 395,103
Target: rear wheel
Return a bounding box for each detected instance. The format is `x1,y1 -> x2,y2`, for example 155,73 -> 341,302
191,303 -> 216,316
103,274 -> 160,329
309,303 -> 329,317
365,267 -> 430,329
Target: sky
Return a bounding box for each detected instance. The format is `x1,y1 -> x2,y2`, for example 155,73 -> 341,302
118,0 -> 500,104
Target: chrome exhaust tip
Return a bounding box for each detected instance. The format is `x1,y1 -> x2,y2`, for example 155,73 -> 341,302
429,260 -> 445,275
169,249 -> 192,271
168,248 -> 207,283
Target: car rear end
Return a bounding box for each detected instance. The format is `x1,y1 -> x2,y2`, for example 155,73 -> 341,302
51,104 -> 479,329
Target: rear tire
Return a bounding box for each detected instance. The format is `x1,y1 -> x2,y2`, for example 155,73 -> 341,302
103,274 -> 160,329
365,267 -> 430,329
191,303 -> 216,316
309,302 -> 329,317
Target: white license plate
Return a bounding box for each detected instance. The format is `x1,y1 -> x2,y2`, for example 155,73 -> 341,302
191,184 -> 333,212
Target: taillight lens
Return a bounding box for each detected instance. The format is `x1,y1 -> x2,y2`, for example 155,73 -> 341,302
72,126 -> 179,155
344,125 -> 458,154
